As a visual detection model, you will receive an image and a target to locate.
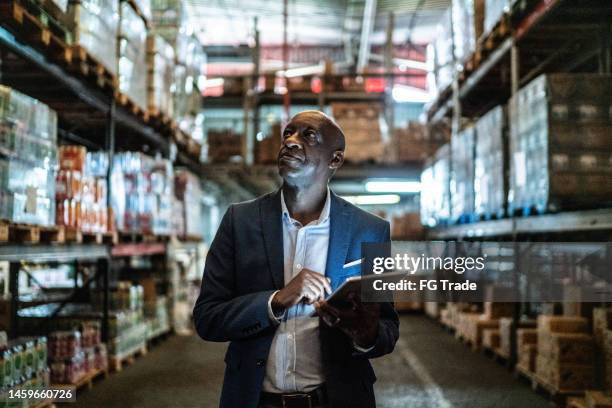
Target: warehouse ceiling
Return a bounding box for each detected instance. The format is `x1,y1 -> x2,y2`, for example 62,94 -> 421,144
187,0 -> 450,47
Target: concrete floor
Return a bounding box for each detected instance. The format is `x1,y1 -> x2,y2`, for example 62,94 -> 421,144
72,315 -> 550,408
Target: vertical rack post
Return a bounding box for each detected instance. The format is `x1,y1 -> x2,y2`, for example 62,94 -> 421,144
102,99 -> 115,343
9,262 -> 19,338
384,12 -> 395,132
509,40 -> 520,369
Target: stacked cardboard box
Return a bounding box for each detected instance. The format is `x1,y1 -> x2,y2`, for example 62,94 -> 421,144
450,126 -> 476,223
174,169 -> 204,239
0,86 -> 58,227
483,302 -> 514,319
508,74 -> 612,214
118,1 -> 148,110
498,317 -> 537,359
331,103 -> 385,163
147,35 -> 175,117
593,308 -> 612,390
428,8 -> 454,97
517,328 -> 538,372
391,213 -> 424,240
207,130 -> 243,163
483,328 -> 501,350
536,315 -> 594,391
452,0 -> 476,64
484,0 -> 517,38
425,302 -> 441,319
475,105 -> 506,219
457,312 -> 498,348
66,0 -> 118,76
420,144 -> 451,227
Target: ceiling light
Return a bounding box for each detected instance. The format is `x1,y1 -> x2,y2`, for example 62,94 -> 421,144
365,181 -> 421,193
341,194 -> 401,205
204,77 -> 224,88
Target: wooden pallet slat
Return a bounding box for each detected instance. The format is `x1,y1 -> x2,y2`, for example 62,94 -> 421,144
39,225 -> 65,243
109,344 -> 147,372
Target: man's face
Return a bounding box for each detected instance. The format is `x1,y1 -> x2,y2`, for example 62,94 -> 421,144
277,112 -> 341,185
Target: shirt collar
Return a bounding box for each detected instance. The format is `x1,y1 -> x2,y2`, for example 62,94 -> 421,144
280,187 -> 331,226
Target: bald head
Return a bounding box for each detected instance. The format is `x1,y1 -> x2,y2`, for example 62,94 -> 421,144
289,111 -> 345,152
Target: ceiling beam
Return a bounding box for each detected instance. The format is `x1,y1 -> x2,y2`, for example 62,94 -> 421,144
357,0 -> 377,72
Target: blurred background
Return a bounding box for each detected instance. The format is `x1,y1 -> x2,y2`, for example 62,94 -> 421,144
0,0 -> 610,406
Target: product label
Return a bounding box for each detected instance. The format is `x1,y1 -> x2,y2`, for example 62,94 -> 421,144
25,187 -> 37,214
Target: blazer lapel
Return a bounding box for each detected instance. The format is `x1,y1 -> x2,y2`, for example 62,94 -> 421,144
260,189 -> 284,289
326,192 -> 352,283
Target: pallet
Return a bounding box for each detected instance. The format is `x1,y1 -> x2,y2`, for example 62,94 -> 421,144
0,1 -> 71,63
8,223 -> 40,243
54,367 -> 109,392
515,363 -> 536,383
0,222 -> 9,243
109,344 -> 148,372
530,374 -> 585,405
178,234 -> 203,243
39,225 -> 65,243
115,92 -> 149,123
69,45 -> 117,90
118,232 -> 171,243
492,347 -> 509,364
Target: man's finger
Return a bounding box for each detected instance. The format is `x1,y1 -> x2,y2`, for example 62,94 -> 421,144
310,273 -> 332,294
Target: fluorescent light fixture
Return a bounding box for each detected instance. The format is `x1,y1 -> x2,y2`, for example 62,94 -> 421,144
391,85 -> 430,103
277,64 -> 323,78
204,77 -> 225,88
365,181 -> 421,193
341,194 -> 401,205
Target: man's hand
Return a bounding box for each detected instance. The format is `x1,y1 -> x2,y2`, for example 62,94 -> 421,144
314,292 -> 380,348
271,269 -> 331,314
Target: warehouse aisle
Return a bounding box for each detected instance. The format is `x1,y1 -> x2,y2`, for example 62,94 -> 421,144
73,315 -> 549,408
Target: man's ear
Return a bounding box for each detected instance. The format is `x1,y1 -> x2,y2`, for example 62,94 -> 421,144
329,150 -> 344,170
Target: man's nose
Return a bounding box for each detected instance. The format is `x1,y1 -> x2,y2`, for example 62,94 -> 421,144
283,131 -> 302,149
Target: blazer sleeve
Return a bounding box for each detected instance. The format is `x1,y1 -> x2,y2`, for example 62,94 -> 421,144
192,205 -> 277,342
354,221 -> 399,359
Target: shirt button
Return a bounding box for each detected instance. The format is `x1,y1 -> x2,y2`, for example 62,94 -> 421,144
287,334 -> 293,339
296,264 -> 302,270
256,359 -> 265,366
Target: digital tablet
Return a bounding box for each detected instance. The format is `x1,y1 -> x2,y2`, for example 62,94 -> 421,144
311,271 -> 407,315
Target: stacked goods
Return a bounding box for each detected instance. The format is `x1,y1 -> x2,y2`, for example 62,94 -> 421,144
594,308 -> 612,346
483,302 -> 514,319
56,147 -> 110,233
331,103 -> 385,163
207,130 -> 243,163
420,161 -> 436,227
450,126 -> 475,223
458,313 -> 498,348
386,123 -> 437,163
451,0 -> 476,64
498,317 -> 537,359
0,336 -> 49,397
144,296 -> 170,340
92,282 -> 144,312
110,153 -> 174,235
147,35 -> 175,117
118,1 -> 148,110
517,328 -> 538,372
447,303 -> 478,331
66,0 -> 118,75
484,0 -> 516,38
536,315 -> 594,391
174,169 -> 203,238
151,0 -> 191,62
593,308 -> 612,389
428,8 -> 454,97
425,302 -> 441,319
255,123 -> 281,165
391,213 -> 424,240
48,321 -> 106,384
420,142 -> 452,227
474,106 -> 506,219
508,74 -> 612,214
483,328 -> 501,350
0,86 -> 58,226
38,0 -> 69,14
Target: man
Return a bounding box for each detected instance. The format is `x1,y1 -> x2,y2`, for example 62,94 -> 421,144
193,111 -> 399,408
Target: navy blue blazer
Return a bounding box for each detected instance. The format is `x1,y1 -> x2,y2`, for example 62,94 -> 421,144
193,189 -> 399,408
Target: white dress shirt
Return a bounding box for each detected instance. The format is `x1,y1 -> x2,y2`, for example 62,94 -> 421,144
262,189 -> 331,393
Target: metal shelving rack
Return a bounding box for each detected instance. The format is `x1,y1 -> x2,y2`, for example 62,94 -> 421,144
422,0 -> 612,367
425,0 -> 612,242
0,12 -> 205,342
